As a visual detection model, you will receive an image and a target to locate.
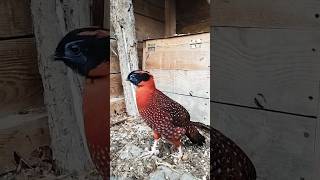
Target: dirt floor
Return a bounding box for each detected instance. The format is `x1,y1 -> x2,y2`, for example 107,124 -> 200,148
0,115 -> 210,180
110,115 -> 210,180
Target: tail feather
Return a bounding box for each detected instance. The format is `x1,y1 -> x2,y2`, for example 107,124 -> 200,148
185,125 -> 205,146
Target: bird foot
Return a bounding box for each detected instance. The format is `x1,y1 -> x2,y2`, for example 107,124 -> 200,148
139,148 -> 159,158
171,146 -> 183,163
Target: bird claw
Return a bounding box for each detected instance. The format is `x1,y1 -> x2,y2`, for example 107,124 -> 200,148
139,149 -> 159,158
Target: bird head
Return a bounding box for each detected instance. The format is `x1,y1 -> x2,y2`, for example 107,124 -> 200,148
127,70 -> 154,87
54,27 -> 109,76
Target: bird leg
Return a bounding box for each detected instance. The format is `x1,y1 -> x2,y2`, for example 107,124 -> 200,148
139,131 -> 160,158
170,139 -> 183,161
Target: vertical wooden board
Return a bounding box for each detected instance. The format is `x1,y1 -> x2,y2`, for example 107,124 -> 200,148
104,0 -> 110,29
110,97 -> 126,117
148,69 -> 210,98
0,0 -> 33,37
110,73 -> 124,98
133,0 -> 164,22
164,0 -> 176,37
165,92 -> 209,125
110,56 -> 120,73
211,0 -> 320,29
212,27 -> 320,117
176,0 -> 210,34
0,112 -> 50,173
143,33 -> 210,70
212,102 -> 316,180
135,13 -> 165,41
0,38 -> 43,114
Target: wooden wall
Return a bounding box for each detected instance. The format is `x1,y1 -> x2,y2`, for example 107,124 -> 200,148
211,1 -> 320,179
0,0 -> 49,173
143,33 -> 210,125
176,0 -> 210,34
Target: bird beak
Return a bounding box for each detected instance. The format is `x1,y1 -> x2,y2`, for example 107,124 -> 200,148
54,52 -> 65,61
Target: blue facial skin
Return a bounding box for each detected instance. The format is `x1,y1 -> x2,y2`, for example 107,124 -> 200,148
127,71 -> 151,86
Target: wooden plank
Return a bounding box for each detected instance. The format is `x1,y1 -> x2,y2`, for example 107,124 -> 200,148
0,111 -> 50,173
176,0 -> 210,34
165,0 -> 176,37
164,92 -> 209,125
110,73 -> 124,98
148,69 -> 210,98
212,102 -> 316,180
135,13 -> 164,41
0,38 -> 43,114
104,0 -> 110,29
143,33 -> 210,70
212,27 -> 320,117
0,0 -> 33,37
31,0 -> 94,173
110,97 -> 126,117
110,56 -> 120,73
133,0 -> 164,22
211,0 -> 320,29
111,0 -> 139,116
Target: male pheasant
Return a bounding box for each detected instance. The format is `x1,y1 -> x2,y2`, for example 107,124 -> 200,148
54,27 -> 110,179
127,70 -> 256,180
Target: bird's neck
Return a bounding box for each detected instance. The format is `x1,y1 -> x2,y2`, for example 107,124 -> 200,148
136,80 -> 156,109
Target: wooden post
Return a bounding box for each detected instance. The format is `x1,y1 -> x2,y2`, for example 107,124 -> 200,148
30,0 -> 93,174
165,0 -> 176,37
110,0 -> 139,116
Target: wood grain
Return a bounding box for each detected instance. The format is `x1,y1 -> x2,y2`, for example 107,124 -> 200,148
110,97 -> 126,117
110,73 -> 124,98
165,0 -> 176,37
212,102 -> 316,180
176,0 -> 210,34
111,0 -> 139,116
135,13 -> 164,41
211,27 -> 320,117
165,92 -> 209,125
0,38 -> 43,114
0,0 -> 33,37
148,69 -> 210,98
133,0 -> 164,22
110,55 -> 120,73
211,0 -> 320,29
0,111 -> 50,173
143,33 -> 210,70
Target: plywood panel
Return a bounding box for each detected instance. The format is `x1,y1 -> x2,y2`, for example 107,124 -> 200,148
148,69 -> 210,98
165,92 -> 209,125
0,0 -> 33,37
211,27 -> 320,117
135,13 -> 165,41
211,0 -> 320,29
133,0 -> 164,22
0,38 -> 43,114
0,111 -> 50,173
143,33 -> 210,70
212,102 -> 316,180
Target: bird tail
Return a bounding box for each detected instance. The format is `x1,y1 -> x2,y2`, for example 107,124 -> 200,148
185,125 -> 205,146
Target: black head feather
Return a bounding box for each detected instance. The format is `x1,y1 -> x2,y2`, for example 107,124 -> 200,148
127,70 -> 151,86
55,27 -> 109,76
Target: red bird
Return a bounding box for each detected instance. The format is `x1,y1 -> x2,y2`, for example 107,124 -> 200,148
127,70 -> 205,158
55,27 -> 110,179
128,70 -> 256,179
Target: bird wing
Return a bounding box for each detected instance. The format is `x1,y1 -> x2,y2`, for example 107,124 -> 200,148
153,89 -> 191,127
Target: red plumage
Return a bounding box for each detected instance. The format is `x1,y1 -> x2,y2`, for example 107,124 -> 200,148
133,71 -> 205,151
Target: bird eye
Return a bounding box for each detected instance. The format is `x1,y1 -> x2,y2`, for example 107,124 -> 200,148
70,46 -> 80,54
